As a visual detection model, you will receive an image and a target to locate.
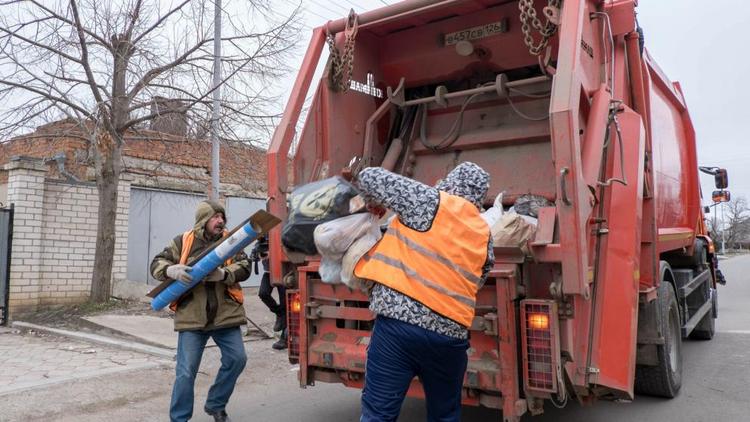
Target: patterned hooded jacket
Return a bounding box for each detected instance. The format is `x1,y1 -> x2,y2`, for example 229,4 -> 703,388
356,162 -> 495,339
150,201 -> 251,331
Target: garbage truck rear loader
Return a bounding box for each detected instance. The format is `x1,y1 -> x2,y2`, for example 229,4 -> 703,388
266,1 -> 722,419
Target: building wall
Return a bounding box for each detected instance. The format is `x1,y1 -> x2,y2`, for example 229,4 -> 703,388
37,180 -> 130,305
4,157 -> 130,314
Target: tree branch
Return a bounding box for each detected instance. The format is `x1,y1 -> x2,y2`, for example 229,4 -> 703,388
131,0 -> 190,45
0,80 -> 93,117
127,37 -> 212,101
25,0 -> 112,48
123,0 -> 143,41
0,26 -> 82,64
69,0 -> 112,132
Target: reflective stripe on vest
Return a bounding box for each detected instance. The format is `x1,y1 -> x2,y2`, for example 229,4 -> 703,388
169,230 -> 240,312
354,191 -> 489,327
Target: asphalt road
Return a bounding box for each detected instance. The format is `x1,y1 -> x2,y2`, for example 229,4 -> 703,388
214,254 -> 750,422
4,256 -> 748,422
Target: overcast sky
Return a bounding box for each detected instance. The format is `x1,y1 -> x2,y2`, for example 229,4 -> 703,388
637,1 -> 748,220
283,0 -> 748,215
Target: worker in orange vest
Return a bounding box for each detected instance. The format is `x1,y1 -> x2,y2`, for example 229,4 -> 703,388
151,200 -> 251,422
353,162 -> 494,422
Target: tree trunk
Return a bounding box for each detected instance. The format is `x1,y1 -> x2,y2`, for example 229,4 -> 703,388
89,130 -> 122,303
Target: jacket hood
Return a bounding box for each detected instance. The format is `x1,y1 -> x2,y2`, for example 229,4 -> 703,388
194,200 -> 226,240
435,162 -> 489,209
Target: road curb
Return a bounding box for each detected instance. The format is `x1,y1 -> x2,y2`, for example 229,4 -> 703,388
11,321 -> 176,359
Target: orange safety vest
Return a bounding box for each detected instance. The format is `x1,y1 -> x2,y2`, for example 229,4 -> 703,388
169,230 -> 244,312
354,191 -> 489,327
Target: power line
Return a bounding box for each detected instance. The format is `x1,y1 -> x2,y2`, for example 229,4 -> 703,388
302,6 -> 333,22
308,0 -> 345,16
323,0 -> 353,13
325,0 -> 362,13
344,0 -> 366,10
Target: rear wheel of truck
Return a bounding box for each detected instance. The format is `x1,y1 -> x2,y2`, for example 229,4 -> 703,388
689,286 -> 717,340
635,277 -> 683,398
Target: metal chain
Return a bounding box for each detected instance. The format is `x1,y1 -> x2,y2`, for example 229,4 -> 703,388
519,0 -> 562,56
326,31 -> 344,90
326,12 -> 359,92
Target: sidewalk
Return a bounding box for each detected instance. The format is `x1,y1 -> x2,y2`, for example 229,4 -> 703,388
0,327 -> 171,396
0,287 -> 283,398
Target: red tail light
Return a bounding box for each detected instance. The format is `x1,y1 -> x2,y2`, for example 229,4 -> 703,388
287,290 -> 301,363
520,300 -> 561,395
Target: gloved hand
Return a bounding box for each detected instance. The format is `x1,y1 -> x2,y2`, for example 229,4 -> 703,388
205,268 -> 226,282
166,264 -> 193,284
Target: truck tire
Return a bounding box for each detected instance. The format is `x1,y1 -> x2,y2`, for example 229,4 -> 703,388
635,279 -> 683,398
689,287 -> 716,340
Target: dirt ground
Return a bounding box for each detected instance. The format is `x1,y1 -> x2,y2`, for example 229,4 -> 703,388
12,298 -> 174,343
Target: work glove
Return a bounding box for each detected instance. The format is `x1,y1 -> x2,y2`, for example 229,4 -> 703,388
166,264 -> 193,284
205,268 -> 226,282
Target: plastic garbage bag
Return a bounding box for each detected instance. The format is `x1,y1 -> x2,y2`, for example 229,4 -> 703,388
313,212 -> 381,289
341,220 -> 381,291
314,213 -> 376,259
512,194 -> 553,218
480,191 -> 505,226
281,176 -> 359,255
318,257 -> 343,284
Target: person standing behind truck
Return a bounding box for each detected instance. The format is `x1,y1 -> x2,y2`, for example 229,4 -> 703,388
251,235 -> 288,349
150,200 -> 251,422
353,162 -> 494,422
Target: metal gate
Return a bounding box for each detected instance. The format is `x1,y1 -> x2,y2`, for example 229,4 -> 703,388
126,188 -> 266,287
0,204 -> 13,325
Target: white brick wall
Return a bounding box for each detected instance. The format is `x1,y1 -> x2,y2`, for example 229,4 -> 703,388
4,158 -> 131,313
6,160 -> 46,312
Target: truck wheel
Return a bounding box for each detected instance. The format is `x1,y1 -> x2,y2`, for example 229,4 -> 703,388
635,279 -> 683,398
689,287 -> 716,340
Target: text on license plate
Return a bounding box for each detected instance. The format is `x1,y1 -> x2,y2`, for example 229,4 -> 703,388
444,20 -> 508,46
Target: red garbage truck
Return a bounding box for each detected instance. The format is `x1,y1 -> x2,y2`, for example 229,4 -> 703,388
266,1 -> 726,420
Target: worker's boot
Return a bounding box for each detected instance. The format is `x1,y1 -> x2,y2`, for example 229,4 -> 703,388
716,269 -> 727,285
273,310 -> 284,332
272,328 -> 288,350
206,409 -> 231,422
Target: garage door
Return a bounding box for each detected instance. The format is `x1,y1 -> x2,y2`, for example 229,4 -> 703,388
126,188 -> 266,287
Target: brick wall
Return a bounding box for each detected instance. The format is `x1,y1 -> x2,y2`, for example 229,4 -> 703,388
4,157 -> 130,314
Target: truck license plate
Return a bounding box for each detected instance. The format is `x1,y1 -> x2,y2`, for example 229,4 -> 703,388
444,20 -> 508,46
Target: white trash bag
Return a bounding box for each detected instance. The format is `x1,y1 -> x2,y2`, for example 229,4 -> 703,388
314,213 -> 381,286
341,221 -> 381,291
480,191 -> 505,227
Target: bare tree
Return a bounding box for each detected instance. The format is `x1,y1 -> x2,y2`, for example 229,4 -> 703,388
0,0 -> 301,302
723,196 -> 750,249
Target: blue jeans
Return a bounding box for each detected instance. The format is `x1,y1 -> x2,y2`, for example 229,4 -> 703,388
170,326 -> 247,422
361,316 -> 469,422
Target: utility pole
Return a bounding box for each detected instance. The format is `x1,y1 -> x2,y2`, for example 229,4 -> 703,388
210,0 -> 222,201
721,201 -> 726,254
